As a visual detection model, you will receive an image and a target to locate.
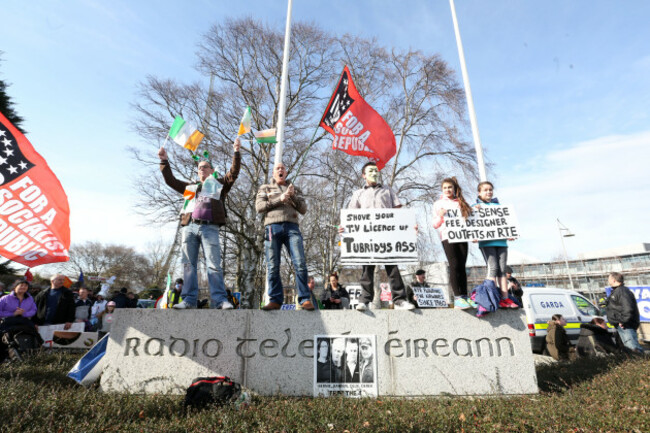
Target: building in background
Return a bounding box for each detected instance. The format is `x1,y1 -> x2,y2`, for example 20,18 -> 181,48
467,243 -> 650,303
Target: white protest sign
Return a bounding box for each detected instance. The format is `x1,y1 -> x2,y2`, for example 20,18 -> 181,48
340,208 -> 418,265
445,204 -> 520,244
411,286 -> 448,308
346,284 -> 363,309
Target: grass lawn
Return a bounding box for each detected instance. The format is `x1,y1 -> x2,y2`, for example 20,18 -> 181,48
0,352 -> 648,432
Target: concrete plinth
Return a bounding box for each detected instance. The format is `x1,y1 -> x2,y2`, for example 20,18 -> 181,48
100,308 -> 538,396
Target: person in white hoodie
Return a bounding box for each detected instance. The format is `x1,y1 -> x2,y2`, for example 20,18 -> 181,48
90,292 -> 107,329
432,177 -> 474,309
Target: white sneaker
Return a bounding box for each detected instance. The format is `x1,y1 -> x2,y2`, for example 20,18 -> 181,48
356,303 -> 369,311
394,299 -> 415,310
220,301 -> 234,310
172,301 -> 195,310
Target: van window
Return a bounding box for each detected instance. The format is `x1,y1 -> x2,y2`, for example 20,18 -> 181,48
571,295 -> 599,316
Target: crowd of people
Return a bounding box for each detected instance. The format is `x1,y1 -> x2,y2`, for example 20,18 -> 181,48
157,140 -> 528,316
0,274 -> 143,340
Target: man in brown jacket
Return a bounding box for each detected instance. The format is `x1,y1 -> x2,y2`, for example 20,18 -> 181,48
157,139 -> 240,309
255,163 -> 314,310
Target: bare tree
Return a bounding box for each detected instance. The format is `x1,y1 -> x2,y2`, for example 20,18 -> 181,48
58,242 -> 151,290
129,18 -> 476,307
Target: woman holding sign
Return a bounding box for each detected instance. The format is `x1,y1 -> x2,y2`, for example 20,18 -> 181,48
432,177 -> 474,309
475,181 -> 518,309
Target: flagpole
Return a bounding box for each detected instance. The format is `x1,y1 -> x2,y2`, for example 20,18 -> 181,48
274,0 -> 294,167
449,0 -> 487,182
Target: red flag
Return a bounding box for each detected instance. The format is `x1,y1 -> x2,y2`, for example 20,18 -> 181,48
320,65 -> 396,170
0,112 -> 70,266
25,268 -> 33,282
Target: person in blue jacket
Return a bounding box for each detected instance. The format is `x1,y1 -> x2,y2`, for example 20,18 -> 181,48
474,181 -> 518,309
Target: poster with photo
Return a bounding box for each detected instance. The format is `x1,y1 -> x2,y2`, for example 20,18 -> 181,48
314,335 -> 378,398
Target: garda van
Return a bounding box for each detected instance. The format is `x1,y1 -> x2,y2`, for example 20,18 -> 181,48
521,287 -> 606,353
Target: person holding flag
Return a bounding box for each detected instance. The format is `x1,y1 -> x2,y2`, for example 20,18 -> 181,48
157,128 -> 241,310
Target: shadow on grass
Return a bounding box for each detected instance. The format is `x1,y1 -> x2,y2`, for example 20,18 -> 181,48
536,354 -> 634,393
0,350 -> 79,389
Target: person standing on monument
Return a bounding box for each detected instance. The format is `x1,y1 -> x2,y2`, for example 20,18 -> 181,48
345,162 -> 415,311
158,138 -> 241,310
432,177 -> 474,309
256,162 -> 314,311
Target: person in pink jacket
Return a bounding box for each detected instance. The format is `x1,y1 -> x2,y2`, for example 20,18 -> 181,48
432,177 -> 474,309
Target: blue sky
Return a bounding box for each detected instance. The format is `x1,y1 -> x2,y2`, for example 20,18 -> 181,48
1,0 -> 650,270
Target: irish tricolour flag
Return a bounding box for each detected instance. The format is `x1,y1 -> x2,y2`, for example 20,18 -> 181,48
254,128 -> 277,144
169,116 -> 204,152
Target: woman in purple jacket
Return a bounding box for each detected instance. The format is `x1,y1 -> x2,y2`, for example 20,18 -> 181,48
0,280 -> 37,319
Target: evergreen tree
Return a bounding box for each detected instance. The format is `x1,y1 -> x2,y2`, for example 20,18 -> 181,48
0,52 -> 24,132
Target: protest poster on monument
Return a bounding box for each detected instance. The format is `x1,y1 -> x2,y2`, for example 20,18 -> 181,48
444,204 -> 520,244
340,208 -> 417,265
314,335 -> 378,398
411,286 -> 448,308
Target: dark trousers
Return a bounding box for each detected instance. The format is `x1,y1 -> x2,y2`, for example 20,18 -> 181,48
442,240 -> 468,297
359,265 -> 407,304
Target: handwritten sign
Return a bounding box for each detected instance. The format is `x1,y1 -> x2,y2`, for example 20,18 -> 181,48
347,285 -> 363,309
411,286 -> 448,308
445,204 -> 520,244
340,208 -> 418,265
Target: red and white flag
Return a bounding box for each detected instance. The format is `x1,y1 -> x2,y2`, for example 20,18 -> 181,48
320,65 -> 396,170
0,111 -> 70,267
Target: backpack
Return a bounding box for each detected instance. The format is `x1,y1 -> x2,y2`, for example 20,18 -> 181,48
471,279 -> 501,313
183,376 -> 241,410
0,317 -> 43,362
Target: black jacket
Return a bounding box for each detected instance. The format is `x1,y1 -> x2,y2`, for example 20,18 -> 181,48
34,287 -> 76,325
576,323 -> 625,357
406,280 -> 430,307
606,285 -> 640,329
323,285 -> 349,310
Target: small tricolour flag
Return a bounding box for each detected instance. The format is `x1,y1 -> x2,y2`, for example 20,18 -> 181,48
156,273 -> 171,309
254,128 -> 277,144
168,116 -> 204,152
238,106 -> 251,136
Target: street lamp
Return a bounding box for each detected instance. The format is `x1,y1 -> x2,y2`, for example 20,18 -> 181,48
557,219 -> 575,290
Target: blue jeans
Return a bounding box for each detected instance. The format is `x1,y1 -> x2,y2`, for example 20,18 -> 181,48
264,222 -> 310,305
181,222 -> 227,308
617,327 -> 645,352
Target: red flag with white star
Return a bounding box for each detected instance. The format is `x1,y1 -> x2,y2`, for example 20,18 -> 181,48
0,111 -> 70,266
320,65 -> 396,170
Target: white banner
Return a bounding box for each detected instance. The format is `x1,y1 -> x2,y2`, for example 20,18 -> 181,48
340,208 -> 418,265
411,286 -> 448,308
445,204 -> 520,244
